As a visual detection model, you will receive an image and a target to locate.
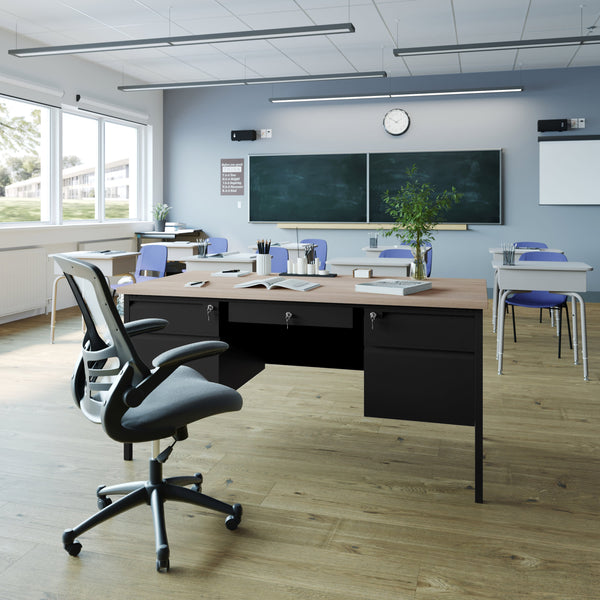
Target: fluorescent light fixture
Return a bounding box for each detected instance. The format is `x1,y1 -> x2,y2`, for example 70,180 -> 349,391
75,95 -> 149,122
393,34 -> 600,57
270,87 -> 523,103
0,71 -> 64,97
9,23 -> 355,58
118,71 -> 387,92
390,87 -> 523,98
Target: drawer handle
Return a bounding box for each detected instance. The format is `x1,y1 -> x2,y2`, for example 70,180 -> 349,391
285,311 -> 293,330
206,304 -> 214,321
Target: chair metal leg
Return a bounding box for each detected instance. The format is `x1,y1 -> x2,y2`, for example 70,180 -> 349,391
511,305 -> 517,343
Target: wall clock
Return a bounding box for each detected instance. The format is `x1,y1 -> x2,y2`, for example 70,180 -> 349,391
383,108 -> 410,136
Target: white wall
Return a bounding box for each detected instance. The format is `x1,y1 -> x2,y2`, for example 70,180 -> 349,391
163,67 -> 600,299
0,27 -> 162,321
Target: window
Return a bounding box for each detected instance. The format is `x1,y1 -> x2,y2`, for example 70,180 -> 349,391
62,112 -> 98,221
0,96 -> 51,223
105,121 -> 138,220
0,92 -> 146,226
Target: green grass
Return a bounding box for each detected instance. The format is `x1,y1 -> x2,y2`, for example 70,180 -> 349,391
0,197 -> 130,222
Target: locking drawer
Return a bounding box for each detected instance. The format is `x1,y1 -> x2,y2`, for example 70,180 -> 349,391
127,296 -> 220,337
228,301 -> 354,328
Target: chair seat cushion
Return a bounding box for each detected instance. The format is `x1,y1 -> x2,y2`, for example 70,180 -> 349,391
506,291 -> 567,308
120,366 -> 242,442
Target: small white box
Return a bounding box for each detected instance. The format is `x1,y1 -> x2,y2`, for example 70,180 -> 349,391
353,268 -> 372,278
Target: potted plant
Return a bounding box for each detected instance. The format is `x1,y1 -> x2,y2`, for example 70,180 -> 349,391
381,165 -> 461,279
152,203 -> 171,232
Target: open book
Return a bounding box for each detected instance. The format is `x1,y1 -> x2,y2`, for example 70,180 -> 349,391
234,276 -> 320,292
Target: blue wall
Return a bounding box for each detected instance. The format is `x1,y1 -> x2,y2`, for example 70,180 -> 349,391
163,66 -> 600,297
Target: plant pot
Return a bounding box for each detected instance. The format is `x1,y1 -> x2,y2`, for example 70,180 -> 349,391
154,219 -> 166,232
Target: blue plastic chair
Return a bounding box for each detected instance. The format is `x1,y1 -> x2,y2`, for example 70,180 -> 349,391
301,238 -> 327,270
378,248 -> 413,259
112,245 -> 168,289
269,246 -> 289,274
505,251 -> 572,357
379,245 -> 432,277
514,241 -> 548,248
207,237 -> 228,254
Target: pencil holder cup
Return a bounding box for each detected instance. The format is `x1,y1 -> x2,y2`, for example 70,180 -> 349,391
256,253 -> 271,275
296,257 -> 307,275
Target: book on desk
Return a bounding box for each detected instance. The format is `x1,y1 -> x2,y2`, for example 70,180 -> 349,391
234,276 -> 320,291
355,279 -> 432,296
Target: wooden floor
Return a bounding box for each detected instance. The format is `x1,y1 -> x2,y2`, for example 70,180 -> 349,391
0,302 -> 599,599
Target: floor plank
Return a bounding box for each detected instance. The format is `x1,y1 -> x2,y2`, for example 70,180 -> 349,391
0,302 -> 598,599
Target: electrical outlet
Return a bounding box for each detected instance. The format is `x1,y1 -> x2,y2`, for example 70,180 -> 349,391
578,118 -> 586,129
259,129 -> 272,139
570,118 -> 578,129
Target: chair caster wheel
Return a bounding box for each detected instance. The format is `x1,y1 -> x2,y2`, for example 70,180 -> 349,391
156,558 -> 170,572
225,503 -> 243,530
156,544 -> 170,572
96,485 -> 112,509
62,530 -> 82,556
191,473 -> 203,493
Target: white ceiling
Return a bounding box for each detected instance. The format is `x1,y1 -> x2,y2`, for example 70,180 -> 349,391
3,0 -> 600,86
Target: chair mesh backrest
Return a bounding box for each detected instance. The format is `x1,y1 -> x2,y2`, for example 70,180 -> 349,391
301,238 -> 327,269
207,237 -> 228,253
519,251 -> 567,262
269,247 -> 289,273
136,245 -> 168,278
55,254 -> 149,424
515,241 -> 548,248
379,248 -> 413,258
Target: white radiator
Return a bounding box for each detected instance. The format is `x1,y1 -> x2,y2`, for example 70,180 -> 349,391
0,247 -> 46,317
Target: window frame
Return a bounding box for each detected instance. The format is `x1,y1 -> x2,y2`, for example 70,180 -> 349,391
0,92 -> 149,228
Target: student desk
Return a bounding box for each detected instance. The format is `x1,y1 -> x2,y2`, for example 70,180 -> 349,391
141,241 -> 199,260
185,252 -> 257,272
121,272 -> 488,502
489,248 -> 564,332
329,256 -> 412,277
495,261 -> 593,380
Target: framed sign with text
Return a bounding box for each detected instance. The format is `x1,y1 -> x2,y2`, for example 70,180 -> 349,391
221,158 -> 244,195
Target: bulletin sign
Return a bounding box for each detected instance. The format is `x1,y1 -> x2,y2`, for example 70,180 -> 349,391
221,158 -> 244,195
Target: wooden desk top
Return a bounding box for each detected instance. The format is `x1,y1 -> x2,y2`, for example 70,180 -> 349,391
121,271 -> 488,311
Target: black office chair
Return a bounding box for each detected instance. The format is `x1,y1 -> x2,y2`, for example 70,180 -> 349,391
55,254 -> 243,572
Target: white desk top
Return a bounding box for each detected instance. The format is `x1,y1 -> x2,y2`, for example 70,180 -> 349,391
186,252 -> 257,263
330,256 -> 413,266
496,261 -> 592,272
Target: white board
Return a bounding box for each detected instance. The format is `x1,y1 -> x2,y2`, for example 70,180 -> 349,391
539,138 -> 600,205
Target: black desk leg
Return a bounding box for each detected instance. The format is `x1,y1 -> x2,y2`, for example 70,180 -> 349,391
124,442 -> 133,461
475,418 -> 483,503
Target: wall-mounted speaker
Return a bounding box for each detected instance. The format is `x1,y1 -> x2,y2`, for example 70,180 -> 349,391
537,119 -> 568,132
231,129 -> 257,141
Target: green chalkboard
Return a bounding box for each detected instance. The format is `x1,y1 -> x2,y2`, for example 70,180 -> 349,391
248,150 -> 501,224
369,150 -> 501,224
249,154 -> 367,222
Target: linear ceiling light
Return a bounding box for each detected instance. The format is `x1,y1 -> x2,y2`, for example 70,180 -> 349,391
118,71 -> 386,92
9,23 -> 355,58
393,34 -> 600,57
269,87 -> 523,103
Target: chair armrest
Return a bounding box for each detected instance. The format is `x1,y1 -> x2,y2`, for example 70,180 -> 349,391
152,340 -> 229,369
123,341 -> 229,408
124,318 -> 168,336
